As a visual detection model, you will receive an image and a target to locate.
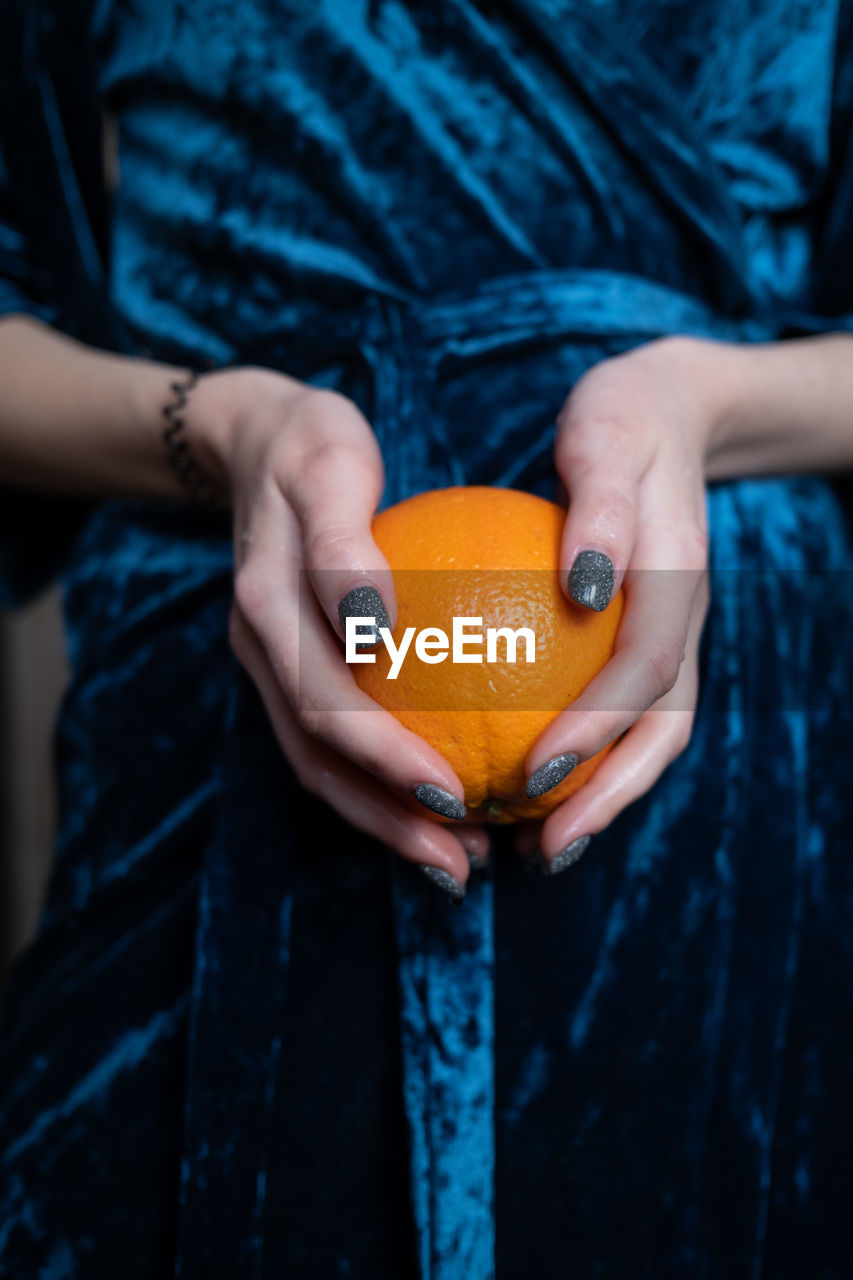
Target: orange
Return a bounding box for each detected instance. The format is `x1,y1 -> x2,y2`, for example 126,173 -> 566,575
353,486 -> 624,823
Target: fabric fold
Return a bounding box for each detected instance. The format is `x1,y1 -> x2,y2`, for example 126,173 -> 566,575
392,870 -> 496,1280
174,667 -> 296,1278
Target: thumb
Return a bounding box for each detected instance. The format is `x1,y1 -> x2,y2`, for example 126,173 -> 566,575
281,394 -> 398,648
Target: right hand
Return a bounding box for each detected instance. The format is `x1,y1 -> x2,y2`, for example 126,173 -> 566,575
186,366 -> 484,896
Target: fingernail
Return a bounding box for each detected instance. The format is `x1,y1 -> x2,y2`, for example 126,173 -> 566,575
420,865 -> 466,905
466,850 -> 489,872
525,753 -> 578,799
543,835 -> 592,876
569,550 -> 614,612
414,783 -> 467,821
338,585 -> 391,648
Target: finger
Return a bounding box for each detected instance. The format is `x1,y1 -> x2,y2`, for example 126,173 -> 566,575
537,572 -> 708,869
455,825 -> 491,870
538,707 -> 692,870
555,406 -> 643,611
527,448 -> 709,796
230,604 -> 472,896
233,488 -> 469,818
275,390 -> 398,646
526,554 -> 706,795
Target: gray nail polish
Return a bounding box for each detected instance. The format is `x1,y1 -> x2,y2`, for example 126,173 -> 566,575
337,585 -> 391,648
466,850 -> 489,872
420,865 -> 466,905
414,783 -> 467,821
569,550 -> 614,612
525,753 -> 578,799
544,834 -> 592,876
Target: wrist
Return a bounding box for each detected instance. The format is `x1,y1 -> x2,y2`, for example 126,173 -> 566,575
637,332 -> 853,481
654,334 -> 747,469
179,364 -> 319,494
179,367 -> 248,495
127,358 -> 238,503
125,357 -> 198,499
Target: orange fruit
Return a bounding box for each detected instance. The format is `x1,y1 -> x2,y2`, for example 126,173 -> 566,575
353,486 -> 624,823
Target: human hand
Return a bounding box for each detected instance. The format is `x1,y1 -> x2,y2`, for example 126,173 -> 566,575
186,367 -> 484,900
521,336 -> 728,873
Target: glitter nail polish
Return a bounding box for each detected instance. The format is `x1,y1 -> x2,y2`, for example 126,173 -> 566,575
420,865 -> 466,904
544,834 -> 592,876
337,585 -> 391,648
569,550 -> 614,612
525,753 -> 578,799
414,783 -> 467,821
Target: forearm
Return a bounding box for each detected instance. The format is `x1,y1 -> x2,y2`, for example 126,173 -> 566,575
697,332 -> 853,480
5,316 -> 852,499
0,313 -> 190,498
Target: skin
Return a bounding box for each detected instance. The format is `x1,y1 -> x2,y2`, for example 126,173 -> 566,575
1,316 -> 853,889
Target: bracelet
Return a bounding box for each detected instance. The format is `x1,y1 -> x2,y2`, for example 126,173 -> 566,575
161,369 -> 222,504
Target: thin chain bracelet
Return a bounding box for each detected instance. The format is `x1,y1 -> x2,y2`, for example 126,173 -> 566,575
161,368 -> 224,505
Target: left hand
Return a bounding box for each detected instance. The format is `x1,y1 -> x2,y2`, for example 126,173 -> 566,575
519,335 -> 728,872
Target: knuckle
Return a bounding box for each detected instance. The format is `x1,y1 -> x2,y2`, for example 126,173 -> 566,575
643,640 -> 683,695
263,427 -> 298,476
303,520 -> 359,571
233,563 -> 267,619
559,398 -> 639,448
684,523 -> 710,566
558,426 -> 639,498
591,485 -> 636,532
297,436 -> 348,481
296,436 -> 380,501
559,447 -> 596,490
296,692 -> 330,741
558,413 -> 606,461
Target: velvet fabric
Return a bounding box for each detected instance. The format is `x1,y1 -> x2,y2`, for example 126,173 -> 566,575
2,1 -> 853,1276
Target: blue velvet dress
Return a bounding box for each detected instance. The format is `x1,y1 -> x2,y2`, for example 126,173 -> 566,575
2,1 -> 853,1276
